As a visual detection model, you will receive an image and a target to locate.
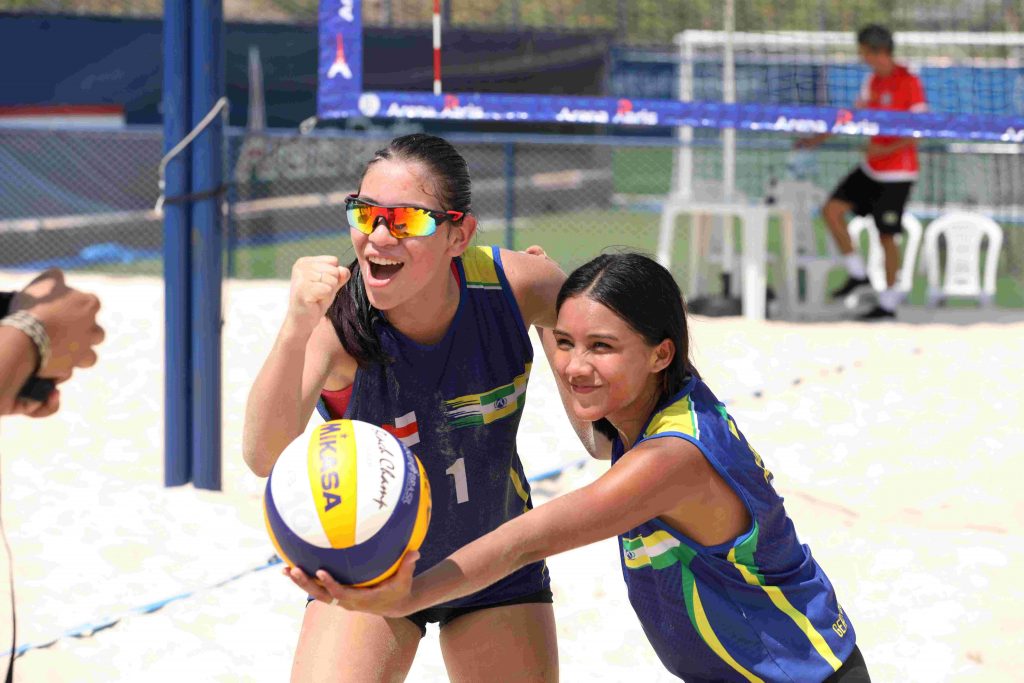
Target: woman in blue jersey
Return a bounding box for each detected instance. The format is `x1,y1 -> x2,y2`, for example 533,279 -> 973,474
243,134 -> 566,681
300,252 -> 871,683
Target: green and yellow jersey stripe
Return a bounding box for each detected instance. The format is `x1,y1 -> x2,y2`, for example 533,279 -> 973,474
509,468 -> 531,514
461,246 -> 503,290
444,365 -> 530,428
644,394 -> 699,440
728,523 -> 843,672
631,537 -> 764,683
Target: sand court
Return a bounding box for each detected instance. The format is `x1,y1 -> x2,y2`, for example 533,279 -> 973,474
0,272 -> 1021,682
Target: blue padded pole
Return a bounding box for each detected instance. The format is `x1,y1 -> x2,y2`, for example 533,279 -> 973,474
190,0 -> 225,490
163,0 -> 191,487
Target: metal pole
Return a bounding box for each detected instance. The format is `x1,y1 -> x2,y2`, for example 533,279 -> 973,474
433,0 -> 443,95
674,34 -> 694,199
722,0 -> 737,295
504,142 -> 515,250
163,0 -> 191,487
191,0 -> 224,490
723,0 -> 736,201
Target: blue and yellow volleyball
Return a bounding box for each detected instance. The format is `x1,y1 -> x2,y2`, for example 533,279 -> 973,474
263,419 -> 431,586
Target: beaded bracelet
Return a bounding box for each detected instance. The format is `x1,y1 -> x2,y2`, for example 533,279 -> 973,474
0,310 -> 51,371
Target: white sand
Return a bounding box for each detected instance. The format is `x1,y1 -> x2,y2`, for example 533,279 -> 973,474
0,272 -> 1021,682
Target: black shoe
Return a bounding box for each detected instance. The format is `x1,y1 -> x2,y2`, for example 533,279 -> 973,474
829,276 -> 872,300
857,305 -> 896,321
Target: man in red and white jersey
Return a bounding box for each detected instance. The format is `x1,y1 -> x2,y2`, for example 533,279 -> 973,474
799,25 -> 927,320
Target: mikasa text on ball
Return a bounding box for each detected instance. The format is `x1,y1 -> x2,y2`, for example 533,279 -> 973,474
263,419 -> 431,586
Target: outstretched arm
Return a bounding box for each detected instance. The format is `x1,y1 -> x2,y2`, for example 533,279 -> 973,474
502,246 -> 612,459
290,437 -> 705,616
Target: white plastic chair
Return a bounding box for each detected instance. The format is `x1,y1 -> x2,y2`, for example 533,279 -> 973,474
921,211 -> 1003,307
686,180 -> 749,296
847,213 -> 923,293
767,180 -> 833,309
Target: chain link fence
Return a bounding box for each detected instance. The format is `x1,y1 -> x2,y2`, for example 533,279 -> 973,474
226,129 -> 624,279
3,0 -> 1021,44
2,124 -> 1022,307
0,126 -> 164,275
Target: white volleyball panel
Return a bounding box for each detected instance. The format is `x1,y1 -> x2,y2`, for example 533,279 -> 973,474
351,421 -> 407,544
270,428 -> 331,548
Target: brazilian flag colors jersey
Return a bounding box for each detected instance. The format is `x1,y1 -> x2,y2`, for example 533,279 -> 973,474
318,245 -> 548,608
612,375 -> 856,682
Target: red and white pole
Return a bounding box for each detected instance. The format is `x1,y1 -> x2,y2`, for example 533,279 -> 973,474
432,0 -> 442,95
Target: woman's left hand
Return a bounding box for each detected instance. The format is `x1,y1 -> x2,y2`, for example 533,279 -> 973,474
284,551 -> 420,617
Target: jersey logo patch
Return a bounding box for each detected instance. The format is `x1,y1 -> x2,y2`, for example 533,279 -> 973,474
381,410 -> 420,447
443,366 -> 530,428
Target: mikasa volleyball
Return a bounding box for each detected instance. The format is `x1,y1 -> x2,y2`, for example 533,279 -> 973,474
264,419 -> 431,586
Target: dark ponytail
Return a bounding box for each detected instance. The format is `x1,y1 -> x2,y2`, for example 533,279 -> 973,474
327,133 -> 472,367
328,258 -> 388,366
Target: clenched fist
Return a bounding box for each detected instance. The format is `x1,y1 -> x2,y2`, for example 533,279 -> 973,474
286,256 -> 351,338
11,268 -> 105,382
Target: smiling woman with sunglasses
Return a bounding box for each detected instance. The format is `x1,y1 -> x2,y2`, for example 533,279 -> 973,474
243,133 -> 569,682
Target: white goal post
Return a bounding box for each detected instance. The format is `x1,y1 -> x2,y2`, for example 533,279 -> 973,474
659,27 -> 1024,271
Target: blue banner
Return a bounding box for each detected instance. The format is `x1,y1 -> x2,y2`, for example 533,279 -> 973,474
315,18 -> 1024,141
318,90 -> 1024,142
318,0 -> 363,116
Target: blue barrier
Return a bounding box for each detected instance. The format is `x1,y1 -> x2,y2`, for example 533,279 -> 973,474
320,91 -> 1024,143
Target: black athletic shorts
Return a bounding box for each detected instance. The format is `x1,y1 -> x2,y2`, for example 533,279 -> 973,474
304,587 -> 553,638
405,587 -> 553,637
830,167 -> 913,235
823,644 -> 871,682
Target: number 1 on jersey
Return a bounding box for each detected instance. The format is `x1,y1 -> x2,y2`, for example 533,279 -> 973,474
445,457 -> 469,504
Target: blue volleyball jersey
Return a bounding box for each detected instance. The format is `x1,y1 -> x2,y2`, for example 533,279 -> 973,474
318,245 -> 548,607
613,375 -> 856,682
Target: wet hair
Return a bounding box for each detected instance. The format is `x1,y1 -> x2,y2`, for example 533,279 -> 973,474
857,24 -> 894,54
556,252 -> 696,441
327,134 -> 472,366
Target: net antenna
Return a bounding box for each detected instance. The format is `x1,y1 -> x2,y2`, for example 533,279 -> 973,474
432,0 -> 443,95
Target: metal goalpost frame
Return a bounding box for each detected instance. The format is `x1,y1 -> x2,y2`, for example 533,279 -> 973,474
661,26 -> 1024,278
669,28 -> 1024,202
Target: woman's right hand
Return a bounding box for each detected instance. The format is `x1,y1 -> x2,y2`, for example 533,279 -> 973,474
286,256 -> 351,337
285,551 -> 420,618
10,268 -> 105,382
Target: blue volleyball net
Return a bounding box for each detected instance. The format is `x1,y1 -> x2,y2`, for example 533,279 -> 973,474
310,3 -> 1024,304
316,4 -> 1024,220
